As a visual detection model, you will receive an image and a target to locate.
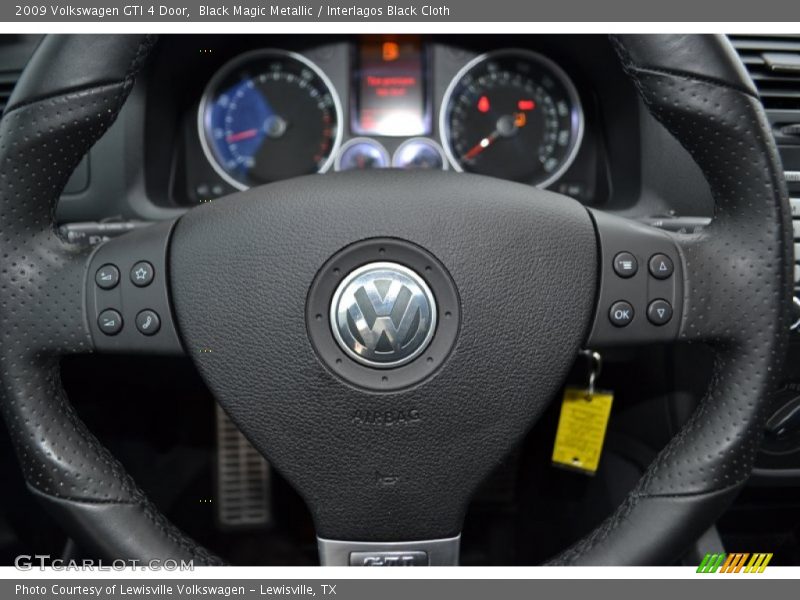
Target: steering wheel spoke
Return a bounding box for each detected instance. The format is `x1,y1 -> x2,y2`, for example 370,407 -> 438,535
85,219 -> 183,355
586,209 -> 684,347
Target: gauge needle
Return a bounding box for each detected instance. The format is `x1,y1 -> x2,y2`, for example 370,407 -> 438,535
463,132 -> 499,160
461,113 -> 527,161
225,128 -> 259,143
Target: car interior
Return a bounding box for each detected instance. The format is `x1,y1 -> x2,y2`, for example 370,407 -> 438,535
0,33 -> 798,567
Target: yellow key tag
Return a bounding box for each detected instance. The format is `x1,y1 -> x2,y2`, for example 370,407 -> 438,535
551,387 -> 614,475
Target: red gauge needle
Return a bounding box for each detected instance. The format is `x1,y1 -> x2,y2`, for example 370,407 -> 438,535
463,132 -> 499,160
225,128 -> 259,143
461,112 -> 527,161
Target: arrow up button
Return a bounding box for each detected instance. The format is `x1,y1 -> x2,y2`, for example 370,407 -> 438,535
648,253 -> 674,280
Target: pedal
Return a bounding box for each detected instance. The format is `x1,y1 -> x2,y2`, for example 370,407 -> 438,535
215,404 -> 272,529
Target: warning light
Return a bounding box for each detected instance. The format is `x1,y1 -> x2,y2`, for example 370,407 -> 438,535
517,99 -> 536,111
514,112 -> 527,127
477,95 -> 490,113
382,42 -> 400,62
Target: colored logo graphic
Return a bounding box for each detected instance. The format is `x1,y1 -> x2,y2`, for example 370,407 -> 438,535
697,553 -> 773,573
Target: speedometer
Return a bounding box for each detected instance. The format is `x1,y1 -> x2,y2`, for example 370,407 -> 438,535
440,49 -> 583,188
199,49 -> 342,190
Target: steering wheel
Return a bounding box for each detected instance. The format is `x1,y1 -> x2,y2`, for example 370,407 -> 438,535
0,34 -> 791,566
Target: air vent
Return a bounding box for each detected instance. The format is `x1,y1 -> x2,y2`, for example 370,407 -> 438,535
0,70 -> 20,114
730,36 -> 800,109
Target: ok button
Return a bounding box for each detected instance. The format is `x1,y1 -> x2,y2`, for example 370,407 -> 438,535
609,301 -> 634,327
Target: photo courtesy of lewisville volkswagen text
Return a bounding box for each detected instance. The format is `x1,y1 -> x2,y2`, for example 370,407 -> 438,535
16,583 -> 325,596
0,0 -> 798,593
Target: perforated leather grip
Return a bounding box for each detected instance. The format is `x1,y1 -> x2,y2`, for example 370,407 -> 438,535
0,35 -> 221,564
552,34 -> 792,565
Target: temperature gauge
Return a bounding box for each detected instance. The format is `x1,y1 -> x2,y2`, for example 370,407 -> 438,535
393,138 -> 447,170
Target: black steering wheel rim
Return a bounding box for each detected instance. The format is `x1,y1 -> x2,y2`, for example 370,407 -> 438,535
0,33 -> 791,566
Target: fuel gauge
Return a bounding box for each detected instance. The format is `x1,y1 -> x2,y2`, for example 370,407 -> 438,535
335,138 -> 390,171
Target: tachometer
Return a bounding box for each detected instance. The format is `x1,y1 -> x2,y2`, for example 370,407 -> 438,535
440,50 -> 583,188
199,49 -> 342,190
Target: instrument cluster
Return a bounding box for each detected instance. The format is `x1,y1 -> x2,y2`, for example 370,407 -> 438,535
174,36 -> 599,205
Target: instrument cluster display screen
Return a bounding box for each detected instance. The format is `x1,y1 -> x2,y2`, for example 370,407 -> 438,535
353,37 -> 429,137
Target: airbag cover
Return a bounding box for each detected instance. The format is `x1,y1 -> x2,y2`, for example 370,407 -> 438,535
170,170 -> 597,541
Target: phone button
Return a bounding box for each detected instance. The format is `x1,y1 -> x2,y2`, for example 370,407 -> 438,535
135,309 -> 161,336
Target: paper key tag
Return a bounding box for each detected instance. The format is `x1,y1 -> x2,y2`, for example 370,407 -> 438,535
551,387 -> 614,475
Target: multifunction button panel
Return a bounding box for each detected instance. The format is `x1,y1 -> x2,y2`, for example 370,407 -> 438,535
85,219 -> 183,354
587,210 -> 683,347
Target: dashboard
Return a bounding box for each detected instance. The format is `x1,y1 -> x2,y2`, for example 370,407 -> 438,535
138,34 -> 641,211
194,40 -> 583,190
17,34 -> 716,226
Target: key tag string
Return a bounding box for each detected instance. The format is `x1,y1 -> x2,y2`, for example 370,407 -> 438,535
580,349 -> 602,399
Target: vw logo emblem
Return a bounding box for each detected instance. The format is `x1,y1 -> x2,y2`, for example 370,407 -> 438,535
330,262 -> 437,368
